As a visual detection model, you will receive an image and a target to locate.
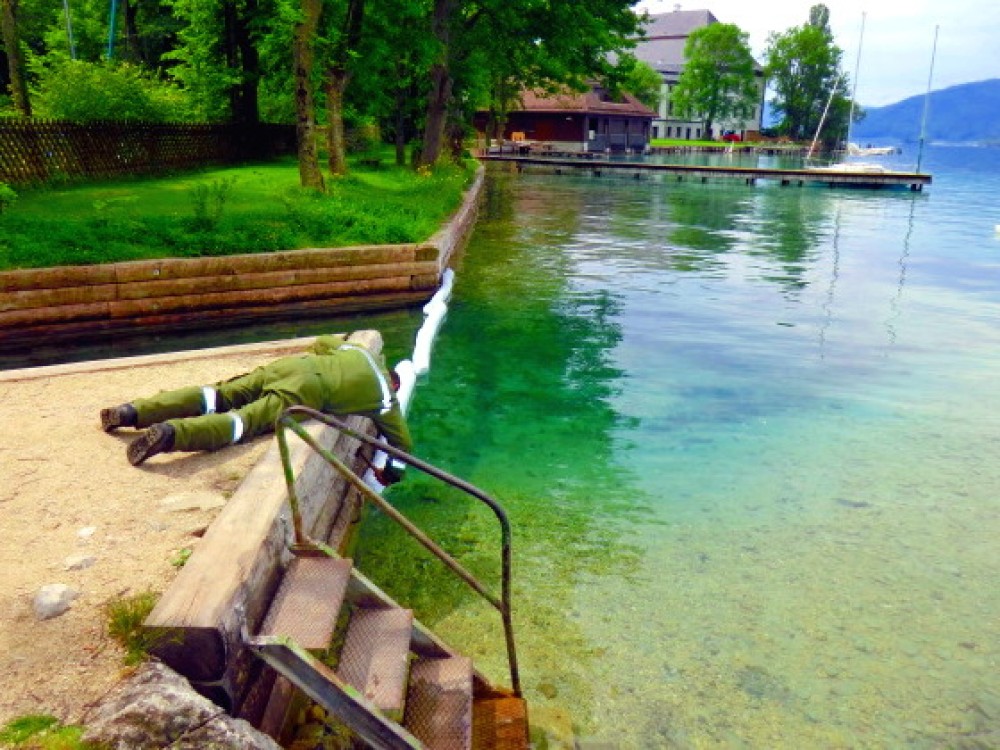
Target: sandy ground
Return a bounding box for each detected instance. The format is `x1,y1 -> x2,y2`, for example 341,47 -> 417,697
0,339 -> 324,729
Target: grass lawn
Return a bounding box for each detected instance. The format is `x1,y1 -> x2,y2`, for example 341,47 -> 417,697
0,152 -> 476,271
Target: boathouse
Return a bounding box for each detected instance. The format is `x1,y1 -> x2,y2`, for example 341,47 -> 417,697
476,83 -> 656,154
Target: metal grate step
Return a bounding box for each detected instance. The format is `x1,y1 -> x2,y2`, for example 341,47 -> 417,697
472,694 -> 529,750
336,606 -> 414,716
404,655 -> 473,750
257,556 -> 352,648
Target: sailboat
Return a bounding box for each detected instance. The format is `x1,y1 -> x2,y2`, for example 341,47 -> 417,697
807,13 -> 895,172
846,142 -> 897,157
808,13 -> 927,175
841,13 -> 898,160
804,73 -> 891,174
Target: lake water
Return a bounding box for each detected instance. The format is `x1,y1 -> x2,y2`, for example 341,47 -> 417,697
356,146 -> 1000,748
5,146 -> 996,747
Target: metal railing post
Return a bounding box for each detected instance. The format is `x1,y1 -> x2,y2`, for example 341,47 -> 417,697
275,406 -> 521,696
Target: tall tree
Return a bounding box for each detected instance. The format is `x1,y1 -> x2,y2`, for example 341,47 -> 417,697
323,0 -> 364,175
419,0 -> 457,167
1,0 -> 32,115
670,23 -> 758,138
291,0 -> 324,189
431,0 -> 644,166
223,0 -> 260,124
164,0 -> 262,122
606,54 -> 662,110
765,3 -> 847,142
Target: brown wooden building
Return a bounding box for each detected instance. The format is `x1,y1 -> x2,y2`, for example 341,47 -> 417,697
476,83 -> 656,154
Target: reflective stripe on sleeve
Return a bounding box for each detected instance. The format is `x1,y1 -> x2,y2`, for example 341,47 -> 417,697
340,344 -> 393,414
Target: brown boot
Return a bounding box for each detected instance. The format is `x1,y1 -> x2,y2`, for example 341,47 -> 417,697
127,423 -> 176,466
101,403 -> 138,432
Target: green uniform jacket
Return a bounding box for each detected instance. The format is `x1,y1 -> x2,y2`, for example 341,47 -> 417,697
132,335 -> 412,479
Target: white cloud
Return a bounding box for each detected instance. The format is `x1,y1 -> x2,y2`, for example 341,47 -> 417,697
634,1 -> 999,106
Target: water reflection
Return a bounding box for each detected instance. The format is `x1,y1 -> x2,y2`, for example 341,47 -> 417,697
361,155 -> 1000,746
356,174 -> 655,707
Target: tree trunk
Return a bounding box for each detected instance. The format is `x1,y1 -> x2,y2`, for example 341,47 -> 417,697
123,0 -> 141,63
1,0 -> 31,117
324,0 -> 364,177
292,0 -> 325,191
325,71 -> 349,176
418,0 -> 457,167
392,57 -> 412,166
229,0 -> 260,125
393,81 -> 407,166
421,63 -> 451,166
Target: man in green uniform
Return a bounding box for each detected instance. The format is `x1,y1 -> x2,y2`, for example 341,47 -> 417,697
100,334 -> 411,482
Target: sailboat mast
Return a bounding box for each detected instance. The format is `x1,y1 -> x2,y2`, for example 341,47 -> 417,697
846,12 -> 866,147
916,24 -> 939,173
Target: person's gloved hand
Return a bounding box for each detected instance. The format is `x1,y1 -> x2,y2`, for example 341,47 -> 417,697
372,466 -> 401,486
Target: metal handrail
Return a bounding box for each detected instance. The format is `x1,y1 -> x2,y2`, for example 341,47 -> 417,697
274,405 -> 521,696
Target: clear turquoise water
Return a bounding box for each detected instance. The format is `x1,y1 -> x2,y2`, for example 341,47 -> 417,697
357,147 -> 1000,748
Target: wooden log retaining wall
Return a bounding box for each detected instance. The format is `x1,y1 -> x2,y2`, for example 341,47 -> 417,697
0,167 -> 485,351
0,245 -> 438,348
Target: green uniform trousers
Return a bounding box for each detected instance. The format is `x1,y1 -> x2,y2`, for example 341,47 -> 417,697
132,341 -> 412,464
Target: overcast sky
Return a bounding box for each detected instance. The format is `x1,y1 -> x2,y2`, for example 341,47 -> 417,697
634,1 -> 998,106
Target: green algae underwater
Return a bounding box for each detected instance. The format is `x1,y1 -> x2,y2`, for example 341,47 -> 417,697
356,146 -> 1000,748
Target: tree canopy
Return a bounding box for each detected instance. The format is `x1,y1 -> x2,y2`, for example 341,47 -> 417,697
765,3 -> 851,144
1,0 -> 868,187
669,22 -> 758,137
2,0 -> 646,183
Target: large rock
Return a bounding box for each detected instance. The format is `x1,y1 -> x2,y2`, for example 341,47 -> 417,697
83,661 -> 280,749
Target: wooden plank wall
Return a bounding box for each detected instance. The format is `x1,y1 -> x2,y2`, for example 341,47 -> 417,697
0,244 -> 441,348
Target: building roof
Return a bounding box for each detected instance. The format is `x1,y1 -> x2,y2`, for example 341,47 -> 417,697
632,9 -> 718,71
516,86 -> 656,118
632,9 -> 762,76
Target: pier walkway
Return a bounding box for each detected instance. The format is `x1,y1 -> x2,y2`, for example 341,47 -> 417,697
480,154 -> 932,191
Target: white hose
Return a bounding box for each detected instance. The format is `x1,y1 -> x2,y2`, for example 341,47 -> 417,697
365,269 -> 454,491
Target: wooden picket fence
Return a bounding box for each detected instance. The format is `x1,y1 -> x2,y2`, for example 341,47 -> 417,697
0,120 -> 296,186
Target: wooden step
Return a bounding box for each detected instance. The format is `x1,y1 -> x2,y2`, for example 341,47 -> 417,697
472,693 -> 530,750
257,556 -> 351,648
403,655 -> 473,750
336,606 -> 414,717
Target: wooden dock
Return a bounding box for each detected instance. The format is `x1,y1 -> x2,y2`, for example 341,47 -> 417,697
480,154 -> 932,191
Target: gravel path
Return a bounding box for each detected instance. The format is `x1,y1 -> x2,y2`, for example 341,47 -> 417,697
0,339 -> 321,728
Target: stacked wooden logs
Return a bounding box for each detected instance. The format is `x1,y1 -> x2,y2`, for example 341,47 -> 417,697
0,244 -> 441,349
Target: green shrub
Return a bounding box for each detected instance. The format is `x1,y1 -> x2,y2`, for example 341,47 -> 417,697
189,177 -> 235,231
33,60 -> 193,123
105,590 -> 161,665
347,117 -> 382,153
0,182 -> 17,214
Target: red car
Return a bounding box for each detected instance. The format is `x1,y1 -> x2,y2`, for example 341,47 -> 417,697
722,132 -> 742,142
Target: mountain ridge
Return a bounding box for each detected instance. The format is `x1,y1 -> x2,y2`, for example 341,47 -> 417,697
852,78 -> 1000,146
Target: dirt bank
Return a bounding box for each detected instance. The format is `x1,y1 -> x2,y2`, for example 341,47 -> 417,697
0,340 -> 324,728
